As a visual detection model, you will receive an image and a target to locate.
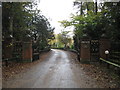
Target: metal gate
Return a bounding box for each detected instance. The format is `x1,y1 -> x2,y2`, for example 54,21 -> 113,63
13,41 -> 23,62
90,39 -> 99,61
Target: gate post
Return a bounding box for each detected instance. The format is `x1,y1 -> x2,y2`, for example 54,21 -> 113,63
99,34 -> 110,59
22,41 -> 33,62
2,36 -> 13,59
80,34 -> 91,64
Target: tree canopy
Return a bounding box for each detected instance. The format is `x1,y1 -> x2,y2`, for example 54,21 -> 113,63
57,31 -> 72,48
60,1 -> 120,51
2,2 -> 55,51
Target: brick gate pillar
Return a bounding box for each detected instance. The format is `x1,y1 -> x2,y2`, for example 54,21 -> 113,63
80,36 -> 91,64
99,37 -> 110,59
22,41 -> 33,62
2,37 -> 13,59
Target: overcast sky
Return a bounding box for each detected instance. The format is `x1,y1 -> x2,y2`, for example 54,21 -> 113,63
38,0 -> 75,36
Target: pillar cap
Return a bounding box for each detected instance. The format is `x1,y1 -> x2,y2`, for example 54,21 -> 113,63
81,33 -> 91,40
101,33 -> 108,39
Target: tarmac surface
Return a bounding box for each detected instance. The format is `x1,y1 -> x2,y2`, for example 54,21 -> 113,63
3,49 -> 100,88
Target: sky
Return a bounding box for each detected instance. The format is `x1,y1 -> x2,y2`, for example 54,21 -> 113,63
38,0 -> 75,36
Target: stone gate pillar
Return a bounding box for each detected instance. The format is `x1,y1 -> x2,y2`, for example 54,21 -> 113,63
99,35 -> 110,59
80,35 -> 91,63
22,41 -> 32,62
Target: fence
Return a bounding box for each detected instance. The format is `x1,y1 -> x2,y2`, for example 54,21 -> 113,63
2,57 -> 19,67
109,52 -> 120,65
99,42 -> 120,74
100,58 -> 120,68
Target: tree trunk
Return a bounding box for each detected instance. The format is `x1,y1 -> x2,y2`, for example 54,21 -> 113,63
95,0 -> 97,14
86,2 -> 90,15
80,2 -> 83,15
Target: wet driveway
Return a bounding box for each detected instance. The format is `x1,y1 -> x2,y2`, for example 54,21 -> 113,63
3,49 -> 99,88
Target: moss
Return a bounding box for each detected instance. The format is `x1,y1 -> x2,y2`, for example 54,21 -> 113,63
80,59 -> 90,64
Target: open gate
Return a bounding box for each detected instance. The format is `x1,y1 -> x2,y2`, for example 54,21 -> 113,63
90,39 -> 99,61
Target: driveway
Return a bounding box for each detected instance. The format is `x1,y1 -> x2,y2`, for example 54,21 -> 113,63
3,49 -> 100,88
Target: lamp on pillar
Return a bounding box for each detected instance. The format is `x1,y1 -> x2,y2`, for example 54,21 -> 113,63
25,34 -> 32,42
7,34 -> 13,41
82,29 -> 89,38
99,32 -> 110,59
105,50 -> 109,55
101,33 -> 108,39
105,50 -> 109,60
105,50 -> 109,68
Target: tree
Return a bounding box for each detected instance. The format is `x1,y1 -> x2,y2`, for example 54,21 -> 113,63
60,1 -> 120,51
2,2 -> 34,41
57,31 -> 72,48
31,11 -> 55,51
2,2 -> 55,52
